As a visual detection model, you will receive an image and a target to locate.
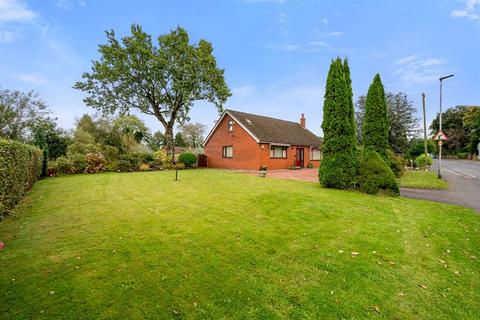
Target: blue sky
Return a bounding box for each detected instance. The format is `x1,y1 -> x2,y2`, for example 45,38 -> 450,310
0,0 -> 479,136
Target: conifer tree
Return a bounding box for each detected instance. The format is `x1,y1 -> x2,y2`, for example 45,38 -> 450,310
363,74 -> 389,158
343,59 -> 356,137
319,58 -> 357,189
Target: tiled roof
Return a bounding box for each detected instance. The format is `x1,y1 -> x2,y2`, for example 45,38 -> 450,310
226,109 -> 321,148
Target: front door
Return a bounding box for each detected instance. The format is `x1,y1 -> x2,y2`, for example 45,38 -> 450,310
296,148 -> 304,167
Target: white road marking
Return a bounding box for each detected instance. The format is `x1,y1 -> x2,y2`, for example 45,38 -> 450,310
447,168 -> 476,178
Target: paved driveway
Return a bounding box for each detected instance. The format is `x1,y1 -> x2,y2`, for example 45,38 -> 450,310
400,159 -> 480,212
265,168 -> 319,183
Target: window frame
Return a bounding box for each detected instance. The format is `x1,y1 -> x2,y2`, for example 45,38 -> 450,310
270,145 -> 288,159
222,146 -> 233,158
310,148 -> 321,161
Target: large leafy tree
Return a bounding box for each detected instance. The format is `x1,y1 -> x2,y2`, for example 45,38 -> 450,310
363,74 -> 389,159
74,24 -> 231,157
31,118 -> 71,160
430,105 -> 472,155
0,88 -> 49,141
180,122 -> 207,148
356,92 -> 419,154
319,58 -> 357,189
463,106 -> 480,155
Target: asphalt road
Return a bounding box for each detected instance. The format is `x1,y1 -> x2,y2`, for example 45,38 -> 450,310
400,159 -> 480,212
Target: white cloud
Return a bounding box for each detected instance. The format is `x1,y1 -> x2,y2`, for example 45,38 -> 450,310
11,73 -> 47,84
316,31 -> 345,37
320,18 -> 328,24
0,0 -> 35,23
450,0 -> 479,20
0,28 -> 21,42
0,0 -> 82,65
277,12 -> 287,23
394,54 -> 451,84
259,40 -> 329,53
55,0 -> 86,10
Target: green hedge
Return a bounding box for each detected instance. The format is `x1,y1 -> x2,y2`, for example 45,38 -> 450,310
0,139 -> 43,216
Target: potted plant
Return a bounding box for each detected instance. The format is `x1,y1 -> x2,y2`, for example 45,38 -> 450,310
258,165 -> 267,177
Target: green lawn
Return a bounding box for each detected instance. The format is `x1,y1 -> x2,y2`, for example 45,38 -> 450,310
399,170 -> 449,189
1,169 -> 479,319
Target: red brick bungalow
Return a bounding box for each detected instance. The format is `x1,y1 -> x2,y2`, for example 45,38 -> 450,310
203,109 -> 322,170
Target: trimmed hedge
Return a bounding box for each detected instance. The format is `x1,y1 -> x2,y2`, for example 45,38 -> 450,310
178,152 -> 197,167
357,150 -> 399,195
0,139 -> 43,216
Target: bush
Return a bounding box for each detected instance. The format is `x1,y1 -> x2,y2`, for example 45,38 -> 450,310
415,154 -> 432,169
56,156 -> 73,174
386,150 -> 406,178
139,163 -> 151,171
357,150 -> 399,195
457,152 -> 469,159
85,153 -> 106,173
102,145 -> 119,162
117,159 -> 136,172
152,149 -> 172,170
70,154 -> 86,173
178,152 -> 197,168
104,161 -> 119,172
0,139 -> 43,216
175,163 -> 186,170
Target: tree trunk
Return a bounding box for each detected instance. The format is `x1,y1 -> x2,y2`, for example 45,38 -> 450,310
164,126 -> 175,161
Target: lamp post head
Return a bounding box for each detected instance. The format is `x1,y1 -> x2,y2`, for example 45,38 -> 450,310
439,74 -> 454,81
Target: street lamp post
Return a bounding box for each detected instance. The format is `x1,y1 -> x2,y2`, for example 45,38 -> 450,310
438,74 -> 454,179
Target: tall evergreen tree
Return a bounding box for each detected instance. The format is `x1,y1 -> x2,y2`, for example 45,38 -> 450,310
319,58 -> 357,189
343,59 -> 356,138
363,74 -> 389,158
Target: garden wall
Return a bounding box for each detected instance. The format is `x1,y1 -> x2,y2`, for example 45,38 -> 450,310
0,139 -> 43,217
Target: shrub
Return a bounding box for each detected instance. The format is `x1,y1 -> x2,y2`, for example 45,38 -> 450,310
457,152 -> 469,159
386,150 -> 406,178
56,156 -> 73,174
117,160 -> 135,172
137,152 -> 154,163
84,153 -> 106,173
357,150 -> 399,195
307,163 -> 314,169
415,154 -> 432,169
104,161 -> 119,172
178,152 -> 197,167
102,145 -> 119,162
0,139 -> 43,216
139,163 -> 151,171
175,163 -> 186,170
70,154 -> 86,173
152,149 -> 172,169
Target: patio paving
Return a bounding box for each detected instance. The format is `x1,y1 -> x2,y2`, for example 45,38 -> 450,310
237,168 -> 319,183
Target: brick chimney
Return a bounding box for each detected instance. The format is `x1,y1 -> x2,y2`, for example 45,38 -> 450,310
300,113 -> 306,128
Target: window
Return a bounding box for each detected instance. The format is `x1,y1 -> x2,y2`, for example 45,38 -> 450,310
228,120 -> 234,132
311,149 -> 321,161
270,146 -> 287,159
222,146 -> 233,158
